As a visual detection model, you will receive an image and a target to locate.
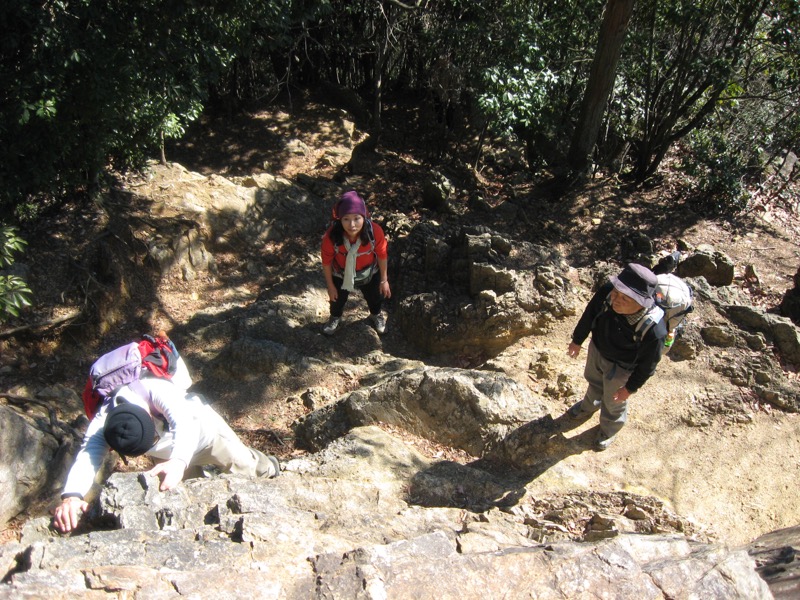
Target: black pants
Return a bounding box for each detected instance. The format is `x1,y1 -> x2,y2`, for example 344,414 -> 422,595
330,272 -> 383,318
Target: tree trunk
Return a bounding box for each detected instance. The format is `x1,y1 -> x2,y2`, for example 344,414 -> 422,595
567,0 -> 636,175
372,24 -> 386,133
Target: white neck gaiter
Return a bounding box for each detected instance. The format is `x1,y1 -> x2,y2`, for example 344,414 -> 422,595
341,238 -> 360,291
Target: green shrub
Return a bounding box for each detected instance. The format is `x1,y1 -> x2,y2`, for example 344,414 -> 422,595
0,225 -> 32,321
681,131 -> 751,216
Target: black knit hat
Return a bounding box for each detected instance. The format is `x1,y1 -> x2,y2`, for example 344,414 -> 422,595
104,403 -> 155,457
610,263 -> 657,308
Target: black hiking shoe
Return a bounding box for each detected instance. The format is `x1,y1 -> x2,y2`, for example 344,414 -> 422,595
322,317 -> 341,336
369,313 -> 386,334
594,431 -> 616,451
653,251 -> 682,275
567,400 -> 590,421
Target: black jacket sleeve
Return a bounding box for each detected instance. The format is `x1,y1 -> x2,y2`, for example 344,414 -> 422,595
571,283 -> 613,346
624,328 -> 665,392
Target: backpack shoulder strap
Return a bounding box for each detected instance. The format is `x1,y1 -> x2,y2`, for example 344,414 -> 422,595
128,378 -> 151,402
366,219 -> 375,245
634,305 -> 665,342
366,219 -> 377,262
82,376 -> 101,419
113,378 -> 151,405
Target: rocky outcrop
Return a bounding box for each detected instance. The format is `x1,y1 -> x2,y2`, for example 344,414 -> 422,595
3,162 -> 798,599
0,384 -> 90,526
749,524 -> 800,600
146,225 -> 217,282
134,162 -> 329,251
421,170 -> 455,213
677,277 -> 800,412
394,223 -> 576,354
710,305 -> 800,411
0,427 -> 773,599
677,245 -> 735,286
294,366 -> 548,455
780,265 -> 800,324
0,405 -> 62,526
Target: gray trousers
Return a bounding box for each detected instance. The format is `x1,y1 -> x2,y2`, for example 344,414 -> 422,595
576,341 -> 634,439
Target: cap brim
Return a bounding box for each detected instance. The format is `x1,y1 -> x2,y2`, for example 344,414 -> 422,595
611,276 -> 654,308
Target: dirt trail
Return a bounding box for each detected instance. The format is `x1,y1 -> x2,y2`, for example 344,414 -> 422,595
6,100 -> 800,550
509,315 -> 800,547
146,146 -> 800,549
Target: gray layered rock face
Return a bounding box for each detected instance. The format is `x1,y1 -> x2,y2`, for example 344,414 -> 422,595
1,427 -> 772,599
749,525 -> 800,600
0,384 -> 96,528
0,405 -> 61,526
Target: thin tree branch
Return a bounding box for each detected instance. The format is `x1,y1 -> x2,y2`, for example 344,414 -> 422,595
381,0 -> 418,10
0,309 -> 82,339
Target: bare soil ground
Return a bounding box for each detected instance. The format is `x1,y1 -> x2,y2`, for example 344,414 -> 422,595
3,94 -> 800,547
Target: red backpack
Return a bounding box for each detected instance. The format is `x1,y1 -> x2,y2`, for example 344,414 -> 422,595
81,333 -> 180,419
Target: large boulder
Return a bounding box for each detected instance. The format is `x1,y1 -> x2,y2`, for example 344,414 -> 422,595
421,170 -> 455,213
0,385 -> 117,528
133,162 -> 329,250
0,405 -> 61,525
146,225 -> 217,282
677,246 -> 735,286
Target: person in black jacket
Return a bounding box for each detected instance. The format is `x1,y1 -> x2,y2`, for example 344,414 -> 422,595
566,263 -> 667,450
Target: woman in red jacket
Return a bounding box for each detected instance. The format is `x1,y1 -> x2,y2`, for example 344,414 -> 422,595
321,191 -> 391,335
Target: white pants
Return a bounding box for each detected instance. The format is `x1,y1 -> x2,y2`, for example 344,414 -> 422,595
188,406 -> 277,477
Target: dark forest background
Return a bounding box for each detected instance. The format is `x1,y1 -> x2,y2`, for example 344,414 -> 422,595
2,0 -> 799,317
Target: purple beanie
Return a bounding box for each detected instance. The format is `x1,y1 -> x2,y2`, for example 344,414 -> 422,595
335,191 -> 367,218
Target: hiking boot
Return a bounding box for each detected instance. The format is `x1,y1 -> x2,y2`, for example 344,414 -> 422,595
200,465 -> 222,478
595,431 -> 616,451
369,313 -> 386,335
322,317 -> 341,336
267,455 -> 280,478
653,250 -> 682,275
567,400 -> 589,421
